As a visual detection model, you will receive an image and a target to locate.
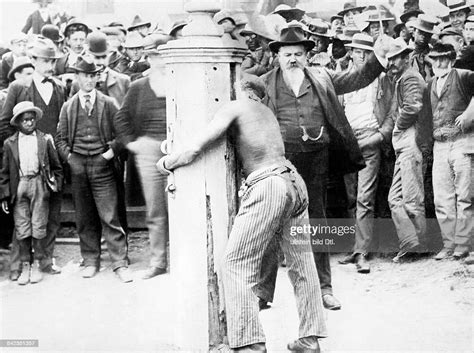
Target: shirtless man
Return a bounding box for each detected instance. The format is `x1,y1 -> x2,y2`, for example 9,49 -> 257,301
157,78 -> 327,353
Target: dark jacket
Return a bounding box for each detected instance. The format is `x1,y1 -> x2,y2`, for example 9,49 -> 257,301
22,10 -> 52,34
261,52 -> 385,175
1,52 -> 16,89
56,90 -> 123,162
0,131 -> 63,204
0,78 -> 66,142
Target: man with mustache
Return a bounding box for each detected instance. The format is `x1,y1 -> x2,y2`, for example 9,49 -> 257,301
0,37 -> 66,280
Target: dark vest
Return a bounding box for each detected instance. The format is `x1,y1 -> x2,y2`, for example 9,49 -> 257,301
31,82 -> 61,135
72,102 -> 104,156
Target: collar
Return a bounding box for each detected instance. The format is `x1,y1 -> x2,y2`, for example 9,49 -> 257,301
33,71 -> 50,86
78,89 -> 97,105
19,131 -> 37,138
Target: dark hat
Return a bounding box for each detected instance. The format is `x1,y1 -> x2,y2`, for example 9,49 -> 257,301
214,9 -> 236,25
29,37 -> 61,59
307,19 -> 333,38
338,26 -> 361,44
86,31 -> 109,56
269,21 -> 315,53
345,32 -> 374,51
400,8 -> 424,23
71,54 -> 102,73
271,4 -> 305,21
41,24 -> 64,43
446,0 -> 471,14
386,37 -> 413,60
331,15 -> 344,23
107,22 -> 127,35
338,2 -> 365,17
127,15 -> 151,32
123,31 -> 145,48
169,20 -> 187,37
393,22 -> 407,36
439,27 -> 464,39
428,42 -> 457,59
410,14 -> 440,34
10,101 -> 43,127
7,56 -> 35,82
64,18 -> 90,37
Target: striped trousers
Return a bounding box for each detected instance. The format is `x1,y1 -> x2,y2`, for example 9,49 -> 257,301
222,161 -> 327,348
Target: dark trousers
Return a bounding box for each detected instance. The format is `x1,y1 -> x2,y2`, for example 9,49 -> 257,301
19,237 -> 44,262
69,153 -> 128,270
257,148 -> 333,300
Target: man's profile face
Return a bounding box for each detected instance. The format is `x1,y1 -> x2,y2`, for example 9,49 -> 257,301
413,28 -> 432,46
351,48 -> 370,67
278,45 -> 307,71
449,10 -> 467,30
76,71 -> 99,92
18,112 -> 37,135
31,56 -> 56,78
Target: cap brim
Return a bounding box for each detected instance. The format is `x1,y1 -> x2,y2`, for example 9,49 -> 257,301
269,40 -> 315,53
128,22 -> 152,31
338,6 -> 365,16
10,107 -> 43,126
449,5 -> 471,13
410,23 -> 438,34
345,43 -> 374,51
7,63 -> 34,82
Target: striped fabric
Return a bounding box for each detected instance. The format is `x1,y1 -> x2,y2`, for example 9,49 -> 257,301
222,161 -> 327,348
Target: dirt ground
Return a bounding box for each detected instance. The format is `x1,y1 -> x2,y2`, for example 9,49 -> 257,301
0,229 -> 472,353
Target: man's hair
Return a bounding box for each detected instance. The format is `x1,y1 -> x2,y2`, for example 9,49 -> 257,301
431,42 -> 457,60
241,76 -> 266,99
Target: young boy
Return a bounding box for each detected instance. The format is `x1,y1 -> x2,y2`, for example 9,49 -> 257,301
0,101 -> 63,285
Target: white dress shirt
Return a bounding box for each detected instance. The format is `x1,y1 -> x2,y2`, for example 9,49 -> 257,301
78,89 -> 96,111
32,71 -> 53,105
18,131 -> 39,176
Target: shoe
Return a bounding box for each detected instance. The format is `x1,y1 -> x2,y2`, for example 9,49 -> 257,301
464,253 -> 474,265
82,266 -> 98,278
355,254 -> 370,274
393,243 -> 420,263
452,247 -> 469,260
9,270 -> 21,281
338,253 -> 355,265
232,343 -> 267,352
258,298 -> 271,311
434,248 -> 453,261
322,294 -> 341,310
17,262 -> 30,285
30,260 -> 43,284
41,263 -> 61,275
287,336 -> 320,353
142,266 -> 166,280
115,267 -> 133,283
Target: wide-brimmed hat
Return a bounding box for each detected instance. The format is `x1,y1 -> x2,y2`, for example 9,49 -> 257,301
269,21 -> 315,53
123,31 -> 145,48
439,27 -> 464,39
41,24 -> 64,43
86,31 -> 109,56
307,19 -> 333,38
446,0 -> 471,14
331,14 -> 344,23
143,32 -> 171,51
29,37 -> 61,59
71,54 -> 102,73
428,42 -> 457,58
7,56 -> 34,82
241,15 -> 280,41
272,4 -> 305,21
387,37 -> 413,60
410,14 -> 440,34
337,26 -> 361,43
214,9 -> 236,25
64,18 -> 90,37
338,2 -> 365,17
127,15 -> 151,32
10,101 -> 43,127
107,22 -> 127,35
100,26 -> 123,37
345,32 -> 374,51
400,8 -> 424,23
169,20 -> 187,37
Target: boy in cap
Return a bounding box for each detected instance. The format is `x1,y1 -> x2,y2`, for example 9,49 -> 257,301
0,33 -> 28,89
0,101 -> 63,285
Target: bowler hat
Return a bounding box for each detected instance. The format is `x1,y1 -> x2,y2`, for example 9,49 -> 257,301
29,37 -> 61,59
307,19 -> 333,38
7,56 -> 34,82
386,37 -> 413,60
345,32 -> 374,51
214,9 -> 236,25
400,8 -> 424,23
123,31 -> 145,48
410,14 -> 440,34
269,21 -> 315,53
71,55 -> 102,73
446,0 -> 471,14
86,31 -> 109,56
338,2 -> 365,17
127,15 -> 151,32
331,15 -> 344,23
41,24 -> 64,43
10,101 -> 43,127
64,18 -> 90,37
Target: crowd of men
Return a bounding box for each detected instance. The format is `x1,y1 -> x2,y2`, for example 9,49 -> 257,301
0,0 -> 473,350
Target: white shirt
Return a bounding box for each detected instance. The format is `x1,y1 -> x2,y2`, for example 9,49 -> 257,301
78,89 -> 96,111
38,8 -> 50,22
344,79 -> 379,131
32,71 -> 53,105
436,72 -> 450,97
18,131 -> 39,176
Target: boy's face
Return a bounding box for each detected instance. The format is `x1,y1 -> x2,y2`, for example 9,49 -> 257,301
18,112 -> 37,135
